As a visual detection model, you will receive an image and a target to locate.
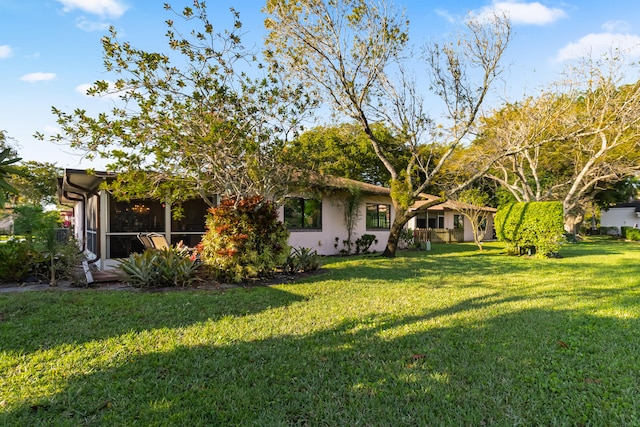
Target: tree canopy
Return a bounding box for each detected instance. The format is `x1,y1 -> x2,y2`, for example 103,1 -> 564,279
284,122 -> 411,186
0,131 -> 23,208
469,53 -> 640,231
42,2 -> 313,207
264,0 -> 511,256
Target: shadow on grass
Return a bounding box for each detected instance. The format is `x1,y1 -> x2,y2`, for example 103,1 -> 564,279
559,236 -> 634,257
320,243 -> 541,287
5,296 -> 640,425
320,239 -> 639,289
0,286 -> 305,354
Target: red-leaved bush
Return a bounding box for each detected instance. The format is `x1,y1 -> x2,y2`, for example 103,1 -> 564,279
199,195 -> 289,282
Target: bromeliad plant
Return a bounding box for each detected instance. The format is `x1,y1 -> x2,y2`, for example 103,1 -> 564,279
284,246 -> 322,274
119,248 -> 199,288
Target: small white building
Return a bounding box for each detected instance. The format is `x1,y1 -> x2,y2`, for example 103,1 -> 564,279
600,200 -> 640,233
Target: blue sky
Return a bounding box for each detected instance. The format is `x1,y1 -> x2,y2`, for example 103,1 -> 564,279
2,0 -> 640,169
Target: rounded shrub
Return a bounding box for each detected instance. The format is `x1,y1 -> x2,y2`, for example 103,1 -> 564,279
200,196 -> 289,283
495,201 -> 565,257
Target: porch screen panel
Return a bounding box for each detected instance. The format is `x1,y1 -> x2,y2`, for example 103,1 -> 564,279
107,198 -> 165,258
109,199 -> 165,232
171,198 -> 209,246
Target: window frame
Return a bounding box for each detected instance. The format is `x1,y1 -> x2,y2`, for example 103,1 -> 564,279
453,214 -> 465,229
284,197 -> 322,230
366,203 -> 391,230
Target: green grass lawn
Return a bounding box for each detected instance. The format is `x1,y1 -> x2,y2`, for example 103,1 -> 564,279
1,237 -> 639,425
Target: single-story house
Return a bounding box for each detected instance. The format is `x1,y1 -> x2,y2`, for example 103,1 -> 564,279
600,200 -> 640,233
58,169 -> 495,269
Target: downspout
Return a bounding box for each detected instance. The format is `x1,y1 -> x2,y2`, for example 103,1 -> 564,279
63,171 -> 105,265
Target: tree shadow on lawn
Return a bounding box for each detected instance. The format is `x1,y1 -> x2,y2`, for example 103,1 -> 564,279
321,239 -> 639,290
559,237 -> 635,258
321,244 -> 557,287
5,294 -> 640,426
0,285 -> 305,354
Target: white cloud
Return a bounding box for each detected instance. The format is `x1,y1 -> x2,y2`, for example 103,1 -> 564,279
43,125 -> 61,135
478,1 -> 566,25
76,16 -> 110,32
435,8 -> 456,24
20,72 -> 57,83
556,32 -> 640,62
0,44 -> 12,58
56,0 -> 128,19
76,80 -> 125,99
602,20 -> 630,33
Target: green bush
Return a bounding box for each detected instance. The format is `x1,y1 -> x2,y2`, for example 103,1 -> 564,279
200,196 -> 289,283
0,239 -> 34,282
621,226 -> 640,241
31,240 -> 84,285
355,234 -> 378,254
495,201 -> 565,257
119,248 -> 199,288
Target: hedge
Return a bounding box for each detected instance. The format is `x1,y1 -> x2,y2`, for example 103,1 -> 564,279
494,201 -> 565,257
621,226 -> 640,241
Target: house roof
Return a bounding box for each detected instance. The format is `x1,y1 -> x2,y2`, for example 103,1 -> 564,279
57,168 -> 116,204
57,168 -> 495,213
607,200 -> 640,212
412,199 -> 497,213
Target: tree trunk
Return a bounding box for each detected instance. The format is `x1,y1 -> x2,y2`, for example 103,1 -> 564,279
382,217 -> 405,258
563,201 -> 585,234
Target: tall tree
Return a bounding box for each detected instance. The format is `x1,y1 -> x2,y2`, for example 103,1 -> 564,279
9,161 -> 62,207
285,122 -> 409,186
264,0 -> 510,256
471,53 -> 640,232
42,2 -> 313,208
0,131 -> 23,208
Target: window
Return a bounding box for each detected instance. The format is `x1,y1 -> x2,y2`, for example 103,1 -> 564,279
86,194 -> 98,255
366,204 -> 391,229
428,212 -> 445,229
284,198 -> 322,229
454,214 -> 465,229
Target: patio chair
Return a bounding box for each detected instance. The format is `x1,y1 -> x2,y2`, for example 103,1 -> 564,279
137,233 -> 154,250
137,232 -> 170,250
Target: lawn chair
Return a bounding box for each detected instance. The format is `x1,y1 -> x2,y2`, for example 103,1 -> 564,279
137,232 -> 170,250
137,232 -> 199,262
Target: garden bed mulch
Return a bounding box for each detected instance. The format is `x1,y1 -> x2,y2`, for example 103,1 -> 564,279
0,269 -> 325,294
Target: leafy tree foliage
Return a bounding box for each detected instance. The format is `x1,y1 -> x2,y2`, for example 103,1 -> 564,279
264,0 -> 511,256
285,123 -> 409,186
42,3 -> 313,207
9,161 -> 61,206
0,131 -> 23,208
470,54 -> 640,232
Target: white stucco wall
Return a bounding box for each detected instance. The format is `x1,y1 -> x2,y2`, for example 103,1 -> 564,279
281,192 -> 393,255
600,207 -> 639,232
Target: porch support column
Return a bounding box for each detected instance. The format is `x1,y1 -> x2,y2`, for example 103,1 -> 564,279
164,198 -> 172,243
99,190 -> 109,270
